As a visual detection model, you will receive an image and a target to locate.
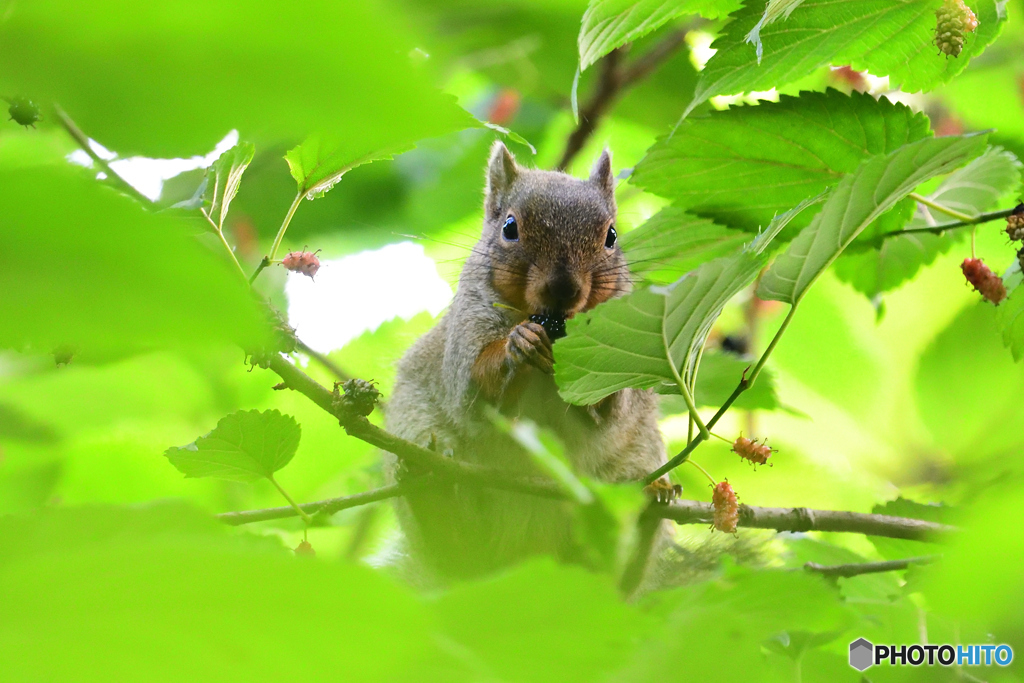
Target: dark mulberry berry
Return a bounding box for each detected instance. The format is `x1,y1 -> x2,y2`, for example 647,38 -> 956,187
6,97 -> 41,128
338,378 -> 381,417
1006,203 -> 1024,242
712,481 -> 738,534
282,250 -> 321,279
529,314 -> 567,340
935,0 -> 978,58
962,258 -> 1006,305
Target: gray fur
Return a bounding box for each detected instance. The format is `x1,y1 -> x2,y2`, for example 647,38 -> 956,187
384,143 -> 668,583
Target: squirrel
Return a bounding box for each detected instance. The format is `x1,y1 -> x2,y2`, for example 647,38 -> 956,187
383,141 -> 670,584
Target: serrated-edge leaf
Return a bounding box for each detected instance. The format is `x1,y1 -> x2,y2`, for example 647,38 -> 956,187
579,0 -> 742,71
758,134 -> 988,304
205,142 -> 255,230
555,195 -> 819,404
286,135 -> 413,200
165,409 -> 301,482
998,282 -> 1024,362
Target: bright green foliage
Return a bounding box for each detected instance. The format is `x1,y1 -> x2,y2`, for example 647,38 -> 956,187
166,410 -> 300,482
632,90 -> 931,233
578,0 -> 742,70
659,351 -> 780,411
204,142 -> 255,231
836,146 -> 1022,299
0,164 -> 267,353
0,1 -> 477,157
620,207 -> 748,283
686,0 -> 1007,117
286,135 -> 415,201
556,196 -> 816,404
758,134 -> 987,304
999,283 -> 1024,361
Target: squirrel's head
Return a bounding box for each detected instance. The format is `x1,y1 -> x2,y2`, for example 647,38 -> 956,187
481,141 -> 627,318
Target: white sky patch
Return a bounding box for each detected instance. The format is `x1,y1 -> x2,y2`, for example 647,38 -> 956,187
285,241 -> 453,353
68,131 -> 239,201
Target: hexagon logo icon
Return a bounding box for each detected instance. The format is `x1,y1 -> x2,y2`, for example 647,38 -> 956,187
849,638 -> 874,671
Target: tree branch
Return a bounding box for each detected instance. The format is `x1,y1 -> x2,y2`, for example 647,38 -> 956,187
655,500 -> 955,542
804,555 -> 938,578
557,29 -> 687,171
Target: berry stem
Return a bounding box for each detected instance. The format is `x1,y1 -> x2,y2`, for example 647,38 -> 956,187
268,473 -> 312,525
909,191 -> 978,223
687,458 -> 717,486
200,207 -> 247,280
264,191 -> 304,274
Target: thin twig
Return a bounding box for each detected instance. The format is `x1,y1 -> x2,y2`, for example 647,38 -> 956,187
557,29 -> 687,171
804,555 -> 938,578
218,483 -> 406,526
53,105 -> 151,205
872,207 -> 1017,244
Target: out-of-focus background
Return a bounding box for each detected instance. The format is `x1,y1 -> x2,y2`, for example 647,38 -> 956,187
1,0 -> 1023,680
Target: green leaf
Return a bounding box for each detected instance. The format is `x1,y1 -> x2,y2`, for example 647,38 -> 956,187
286,135 -> 413,201
0,162 -> 267,353
631,90 -> 931,233
621,207 -> 749,283
836,146 -> 1022,299
578,0 -> 742,70
868,498 -> 952,561
999,283 -> 1024,361
204,142 -> 255,231
758,134 -> 988,305
0,2 -> 478,158
165,410 -> 300,482
660,351 -> 780,412
555,196 -> 819,405
686,0 -> 1008,117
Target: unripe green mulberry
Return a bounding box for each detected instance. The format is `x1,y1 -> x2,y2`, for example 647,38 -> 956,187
935,0 -> 979,58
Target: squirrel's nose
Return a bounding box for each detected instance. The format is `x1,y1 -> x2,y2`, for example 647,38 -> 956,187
543,272 -> 583,313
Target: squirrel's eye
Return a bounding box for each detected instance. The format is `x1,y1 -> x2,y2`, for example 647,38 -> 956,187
502,216 -> 519,242
605,225 -> 617,249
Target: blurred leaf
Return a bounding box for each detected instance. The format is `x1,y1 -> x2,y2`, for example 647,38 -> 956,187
434,559 -> 657,683
286,135 -> 414,200
694,351 -> 779,410
632,90 -> 931,234
0,504 -> 436,682
556,196 -> 816,405
999,282 -> 1024,361
621,207 -> 748,284
0,1 -> 478,157
0,404 -> 60,444
612,569 -> 851,681
837,146 -> 1022,299
687,0 -> 1008,117
204,142 -> 255,230
0,163 -> 267,353
578,0 -> 742,70
165,409 -> 300,482
917,301 -> 1024,466
869,498 -> 951,562
758,134 -> 987,304
783,537 -> 901,603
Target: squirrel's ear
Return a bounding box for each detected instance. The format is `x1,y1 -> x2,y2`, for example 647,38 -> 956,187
589,148 -> 614,202
487,141 -> 518,194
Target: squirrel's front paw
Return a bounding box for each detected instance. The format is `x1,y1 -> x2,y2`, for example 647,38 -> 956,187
506,321 -> 554,374
643,477 -> 682,504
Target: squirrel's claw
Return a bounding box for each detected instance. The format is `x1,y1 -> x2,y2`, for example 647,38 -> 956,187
643,477 -> 682,504
507,321 -> 554,374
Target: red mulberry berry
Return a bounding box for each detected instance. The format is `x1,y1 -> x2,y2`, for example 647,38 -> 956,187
935,0 -> 978,58
294,540 -> 316,557
282,250 -> 321,279
962,258 -> 1006,305
732,436 -> 774,468
712,481 -> 738,534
